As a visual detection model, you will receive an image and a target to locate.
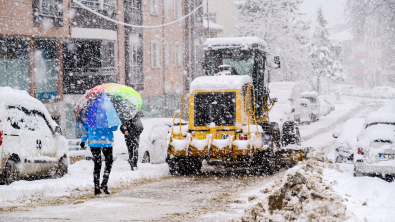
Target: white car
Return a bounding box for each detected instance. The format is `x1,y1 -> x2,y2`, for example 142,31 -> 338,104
0,87 -> 68,185
85,118 -> 188,164
301,91 -> 320,122
333,118 -> 365,163
354,111 -> 395,182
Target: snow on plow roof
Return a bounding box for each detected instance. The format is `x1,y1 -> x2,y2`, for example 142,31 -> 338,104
301,91 -> 318,98
190,75 -> 252,93
204,37 -> 267,51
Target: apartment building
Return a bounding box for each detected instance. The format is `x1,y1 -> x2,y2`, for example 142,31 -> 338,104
0,0 -> 204,141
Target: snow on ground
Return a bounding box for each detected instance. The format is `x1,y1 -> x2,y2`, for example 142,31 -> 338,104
0,159 -> 168,209
325,164 -> 395,222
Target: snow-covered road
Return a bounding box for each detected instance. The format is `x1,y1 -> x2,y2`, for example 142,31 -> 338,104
0,97 -> 392,222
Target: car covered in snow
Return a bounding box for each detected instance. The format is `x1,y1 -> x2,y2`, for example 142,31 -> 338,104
301,91 -> 320,122
296,98 -> 312,124
333,118 -> 365,163
0,87 -> 68,185
354,111 -> 395,181
85,118 -> 188,164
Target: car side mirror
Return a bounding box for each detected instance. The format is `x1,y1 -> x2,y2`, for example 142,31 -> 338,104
332,130 -> 340,139
55,126 -> 62,135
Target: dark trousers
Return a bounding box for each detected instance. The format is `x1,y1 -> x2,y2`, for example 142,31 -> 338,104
91,147 -> 113,188
125,136 -> 139,169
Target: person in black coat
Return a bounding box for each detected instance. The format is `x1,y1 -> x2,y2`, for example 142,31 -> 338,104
120,111 -> 144,171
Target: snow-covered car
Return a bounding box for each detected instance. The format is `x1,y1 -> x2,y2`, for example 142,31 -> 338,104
301,91 -> 320,121
0,87 -> 68,185
85,118 -> 188,164
372,87 -> 393,99
319,98 -> 331,116
333,118 -> 365,163
354,111 -> 395,182
296,99 -> 312,124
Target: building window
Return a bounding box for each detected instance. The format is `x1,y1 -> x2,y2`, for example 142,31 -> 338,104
32,0 -> 63,27
174,0 -> 181,19
71,0 -> 116,13
125,0 -> 142,25
63,39 -> 117,94
166,93 -> 180,117
151,41 -> 160,68
35,40 -> 58,100
163,0 -> 168,18
164,43 -> 169,68
128,34 -> 143,89
150,0 -> 159,15
0,38 -> 30,92
175,42 -> 181,67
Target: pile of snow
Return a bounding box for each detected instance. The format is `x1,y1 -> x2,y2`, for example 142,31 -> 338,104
235,152 -> 347,222
242,125 -> 263,133
190,75 -> 252,92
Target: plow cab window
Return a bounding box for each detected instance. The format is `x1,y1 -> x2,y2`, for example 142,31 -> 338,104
194,92 -> 236,127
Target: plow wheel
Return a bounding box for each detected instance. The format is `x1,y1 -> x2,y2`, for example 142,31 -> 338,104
169,158 -> 202,175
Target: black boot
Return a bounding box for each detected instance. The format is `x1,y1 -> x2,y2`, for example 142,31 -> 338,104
101,174 -> 111,194
95,185 -> 102,196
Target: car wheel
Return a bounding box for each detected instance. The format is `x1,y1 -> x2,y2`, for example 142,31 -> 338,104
4,159 -> 19,185
353,166 -> 363,177
54,155 -> 68,179
142,152 -> 150,163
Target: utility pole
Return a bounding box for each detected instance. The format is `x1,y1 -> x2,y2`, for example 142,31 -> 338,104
207,0 -> 210,38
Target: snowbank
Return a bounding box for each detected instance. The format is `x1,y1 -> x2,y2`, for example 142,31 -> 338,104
236,152 -> 347,222
190,75 -> 252,93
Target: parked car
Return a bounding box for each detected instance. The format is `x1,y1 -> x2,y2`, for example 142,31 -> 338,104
319,98 -> 331,116
85,118 -> 188,164
301,91 -> 320,122
296,99 -> 312,125
372,87 -> 393,99
0,87 -> 68,185
354,111 -> 395,182
333,118 -> 365,163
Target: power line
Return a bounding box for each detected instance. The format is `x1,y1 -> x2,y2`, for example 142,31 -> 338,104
73,0 -> 205,29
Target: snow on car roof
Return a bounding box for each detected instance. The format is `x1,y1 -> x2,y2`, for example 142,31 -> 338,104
204,37 -> 267,51
301,91 -> 318,98
364,111 -> 395,127
0,87 -> 58,129
190,75 -> 252,93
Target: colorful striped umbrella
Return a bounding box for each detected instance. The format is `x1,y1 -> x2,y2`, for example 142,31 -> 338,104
74,83 -> 142,128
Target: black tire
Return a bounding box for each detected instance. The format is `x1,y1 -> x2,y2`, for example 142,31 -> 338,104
54,155 -> 68,179
335,155 -> 343,163
353,166 -> 363,177
142,152 -> 150,163
383,174 -> 394,183
4,159 -> 19,185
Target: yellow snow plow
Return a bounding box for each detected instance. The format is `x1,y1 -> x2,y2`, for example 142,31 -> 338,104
166,37 -> 304,175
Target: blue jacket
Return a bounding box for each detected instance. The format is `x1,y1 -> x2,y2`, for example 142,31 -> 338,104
81,126 -> 118,148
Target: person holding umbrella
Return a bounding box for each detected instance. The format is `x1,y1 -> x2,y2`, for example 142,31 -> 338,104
120,110 -> 144,171
80,125 -> 118,195
74,83 -> 143,196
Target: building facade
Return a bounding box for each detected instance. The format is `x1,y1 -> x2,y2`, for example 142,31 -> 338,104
0,0 -> 204,142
